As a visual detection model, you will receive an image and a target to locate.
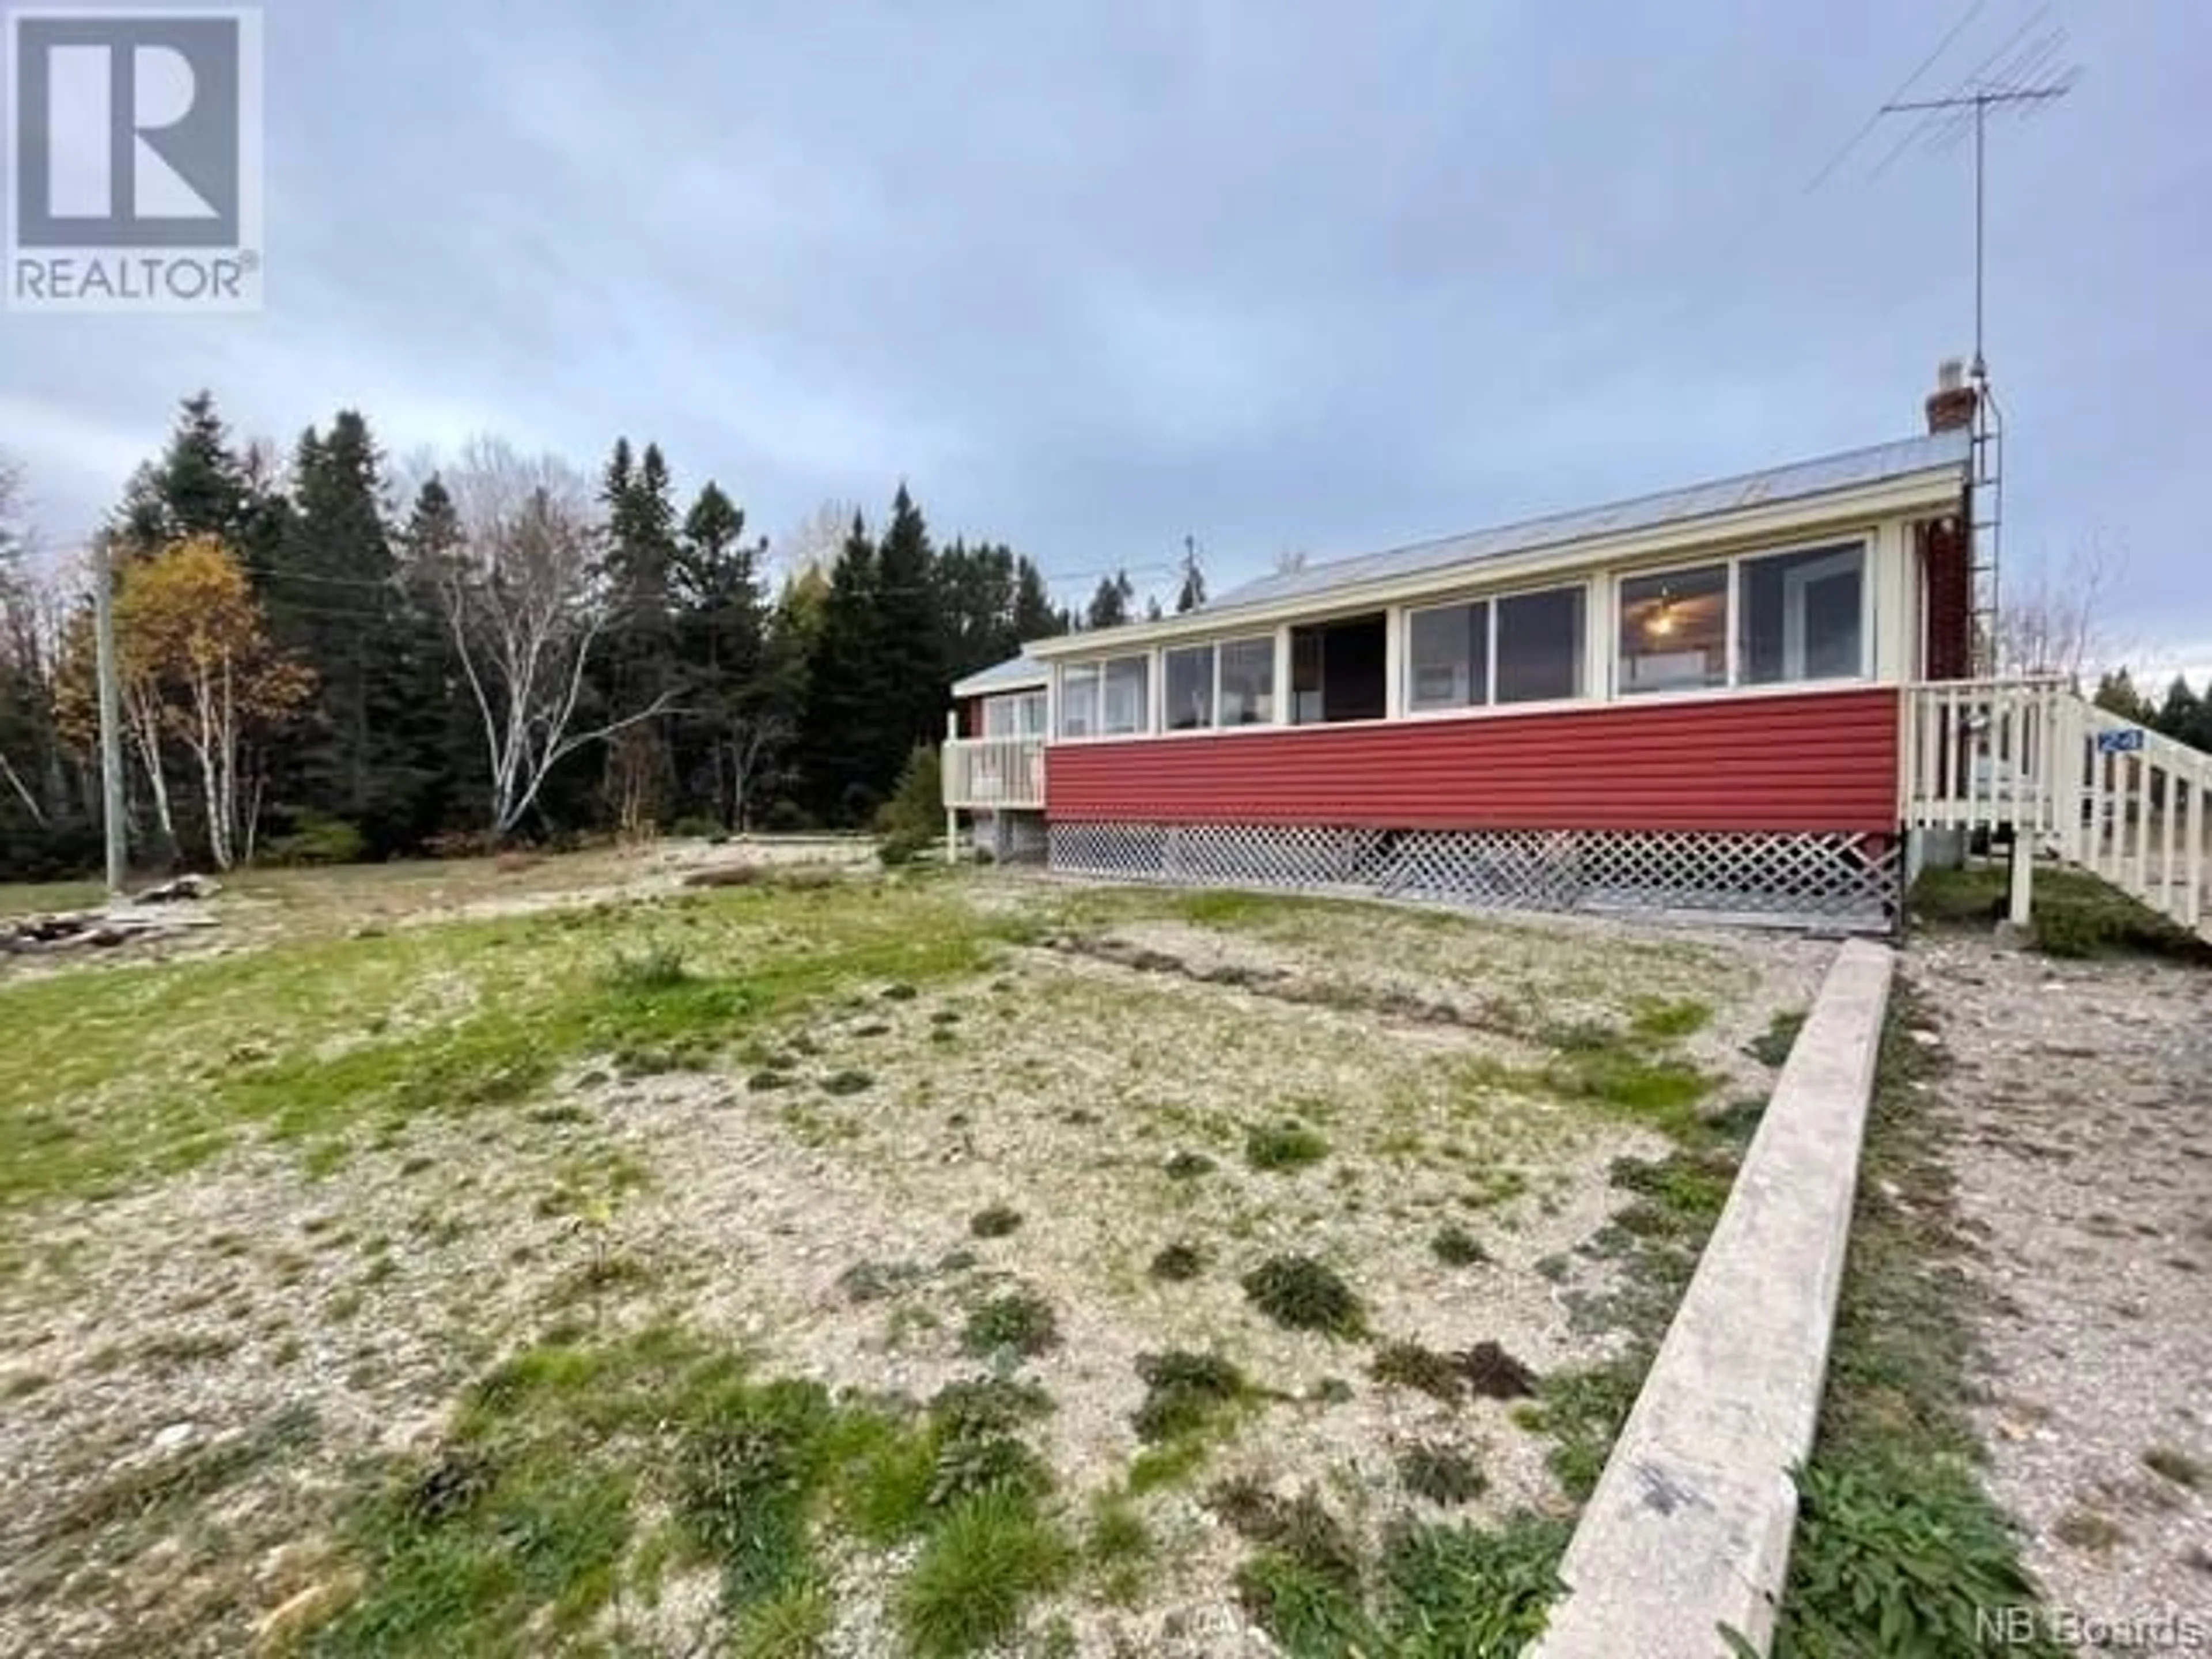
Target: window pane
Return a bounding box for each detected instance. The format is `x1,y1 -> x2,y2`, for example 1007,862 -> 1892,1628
983,696 -> 1014,737
1220,637 -> 1275,725
1618,566 -> 1726,695
1741,543 -> 1865,684
1497,588 -> 1584,703
1059,666 -> 1099,737
1017,692 -> 1048,736
1165,645 -> 1215,730
1408,602 -> 1488,710
1102,656 -> 1149,734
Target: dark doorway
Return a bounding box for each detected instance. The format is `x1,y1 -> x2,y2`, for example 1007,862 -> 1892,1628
1290,613 -> 1387,725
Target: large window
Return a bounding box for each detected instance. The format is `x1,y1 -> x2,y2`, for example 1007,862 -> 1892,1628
1219,637 -> 1275,725
983,691 -> 1047,738
1497,588 -> 1585,703
1740,543 -> 1865,684
1101,656 -> 1149,735
1407,600 -> 1490,711
1291,615 -> 1387,725
1165,645 -> 1214,730
1058,665 -> 1099,737
1618,565 -> 1728,695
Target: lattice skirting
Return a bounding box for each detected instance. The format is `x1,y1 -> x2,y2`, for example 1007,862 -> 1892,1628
1046,822 -> 1902,930
974,809 -> 1050,865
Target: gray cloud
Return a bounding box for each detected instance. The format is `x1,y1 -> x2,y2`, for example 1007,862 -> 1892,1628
2,0 -> 2205,658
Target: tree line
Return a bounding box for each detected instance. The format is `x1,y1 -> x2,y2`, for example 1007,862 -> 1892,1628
2091,667 -> 2212,752
0,391 -> 1161,881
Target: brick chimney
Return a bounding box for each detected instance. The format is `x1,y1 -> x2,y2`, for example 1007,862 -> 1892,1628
1925,357 -> 1978,434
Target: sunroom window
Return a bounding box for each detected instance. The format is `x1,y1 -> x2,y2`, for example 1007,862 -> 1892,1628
1165,645 -> 1214,730
1058,665 -> 1099,737
1740,542 -> 1865,684
1618,566 -> 1728,695
1101,656 -> 1150,735
1407,601 -> 1490,711
1495,587 -> 1585,704
1219,637 -> 1276,725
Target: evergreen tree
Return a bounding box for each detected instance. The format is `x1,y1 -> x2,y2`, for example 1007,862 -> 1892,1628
872,483 -> 947,777
937,538 -> 1020,681
2092,668 -> 2153,726
1011,557 -> 1062,645
1085,569 -> 1135,630
673,480 -> 778,828
2154,675 -> 2209,750
598,439 -> 680,833
266,411 -> 419,849
798,514 -> 884,821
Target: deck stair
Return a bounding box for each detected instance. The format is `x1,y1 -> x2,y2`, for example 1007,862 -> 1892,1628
1903,679 -> 2210,939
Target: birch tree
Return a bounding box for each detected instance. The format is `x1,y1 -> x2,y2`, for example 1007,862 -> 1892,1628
118,536 -> 311,868
429,437 -> 672,838
0,454 -> 37,823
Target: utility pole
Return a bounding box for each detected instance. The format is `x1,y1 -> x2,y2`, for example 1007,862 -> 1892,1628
92,537 -> 127,896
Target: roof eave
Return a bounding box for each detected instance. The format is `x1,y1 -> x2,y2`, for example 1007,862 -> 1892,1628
1025,460 -> 1967,660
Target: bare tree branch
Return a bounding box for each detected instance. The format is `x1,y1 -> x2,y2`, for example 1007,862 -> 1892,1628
1998,535 -> 2130,681
429,436 -> 670,838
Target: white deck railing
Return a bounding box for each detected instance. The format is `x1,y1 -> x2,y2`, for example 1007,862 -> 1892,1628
1902,678 -> 2209,934
943,736 -> 1046,811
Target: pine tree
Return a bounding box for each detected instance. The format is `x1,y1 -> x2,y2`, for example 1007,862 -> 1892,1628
598,439 -> 680,834
674,480 -> 778,828
1011,558 -> 1062,645
872,483 -> 946,781
798,514 -> 885,822
1086,569 -> 1135,629
2092,668 -> 2152,726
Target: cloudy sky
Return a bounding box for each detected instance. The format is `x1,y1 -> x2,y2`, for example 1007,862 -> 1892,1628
5,0 -> 2208,671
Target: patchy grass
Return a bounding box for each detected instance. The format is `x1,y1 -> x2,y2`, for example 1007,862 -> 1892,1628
895,1490 -> 1070,1658
1397,1442 -> 1488,1506
1911,863 -> 2212,963
1429,1225 -> 1490,1267
1131,1350 -> 1251,1446
2142,1445 -> 2205,1491
0,880 -> 1013,1213
1774,987 -> 2058,1657
1243,1121 -> 1331,1173
960,1290 -> 1060,1361
1241,1255 -> 1365,1339
1747,1009 -> 1806,1069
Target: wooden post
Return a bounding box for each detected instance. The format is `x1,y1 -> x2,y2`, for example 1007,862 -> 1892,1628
2008,830 -> 2033,927
944,710 -> 959,866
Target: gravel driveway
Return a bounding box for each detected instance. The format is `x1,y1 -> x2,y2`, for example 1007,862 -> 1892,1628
1915,931 -> 2212,1638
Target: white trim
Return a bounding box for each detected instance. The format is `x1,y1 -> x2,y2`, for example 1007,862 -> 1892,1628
1025,466 -> 1966,661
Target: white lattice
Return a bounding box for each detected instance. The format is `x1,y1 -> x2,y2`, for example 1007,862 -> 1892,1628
1047,822 -> 1900,930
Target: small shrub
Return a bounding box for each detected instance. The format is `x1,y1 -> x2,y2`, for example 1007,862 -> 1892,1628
1131,1351 -> 1247,1443
1372,1343 -> 1467,1403
1461,1340 -> 1537,1400
668,814 -> 724,839
969,1205 -> 1023,1240
1430,1226 -> 1490,1267
894,1489 -> 1069,1659
1164,1151 -> 1216,1181
602,942 -> 690,991
876,747 -> 945,868
928,1377 -> 1054,1438
262,808 -> 367,868
821,1070 -> 874,1097
1397,1443 -> 1487,1506
1147,1241 -> 1206,1282
747,1069 -> 794,1092
961,1291 -> 1060,1361
1243,1256 -> 1364,1338
1244,1122 -> 1330,1173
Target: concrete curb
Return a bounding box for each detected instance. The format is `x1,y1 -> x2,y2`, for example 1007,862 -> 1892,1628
1531,938 -> 1896,1659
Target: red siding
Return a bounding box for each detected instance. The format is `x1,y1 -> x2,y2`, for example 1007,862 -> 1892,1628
1046,687 -> 1901,834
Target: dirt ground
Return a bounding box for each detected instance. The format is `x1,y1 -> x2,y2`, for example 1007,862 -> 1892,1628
0,862 -> 1831,1657
1914,931 -> 2212,1636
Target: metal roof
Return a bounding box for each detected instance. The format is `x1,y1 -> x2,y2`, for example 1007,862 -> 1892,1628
950,652 -> 1050,698
1204,429 -> 1972,616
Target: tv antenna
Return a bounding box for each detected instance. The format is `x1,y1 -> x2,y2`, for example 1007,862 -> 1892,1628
1810,3 -> 2080,378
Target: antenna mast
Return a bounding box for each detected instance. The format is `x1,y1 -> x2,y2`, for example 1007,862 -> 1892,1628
1835,9 -> 2079,675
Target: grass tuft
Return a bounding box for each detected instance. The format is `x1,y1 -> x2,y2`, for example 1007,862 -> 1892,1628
1242,1255 -> 1365,1338
968,1205 -> 1023,1239
1244,1121 -> 1330,1173
1147,1241 -> 1207,1282
894,1490 -> 1069,1658
960,1290 -> 1060,1361
1430,1225 -> 1490,1267
1397,1442 -> 1487,1506
1131,1350 -> 1248,1444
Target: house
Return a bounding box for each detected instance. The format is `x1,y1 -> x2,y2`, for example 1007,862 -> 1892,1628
944,366 -> 2210,936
